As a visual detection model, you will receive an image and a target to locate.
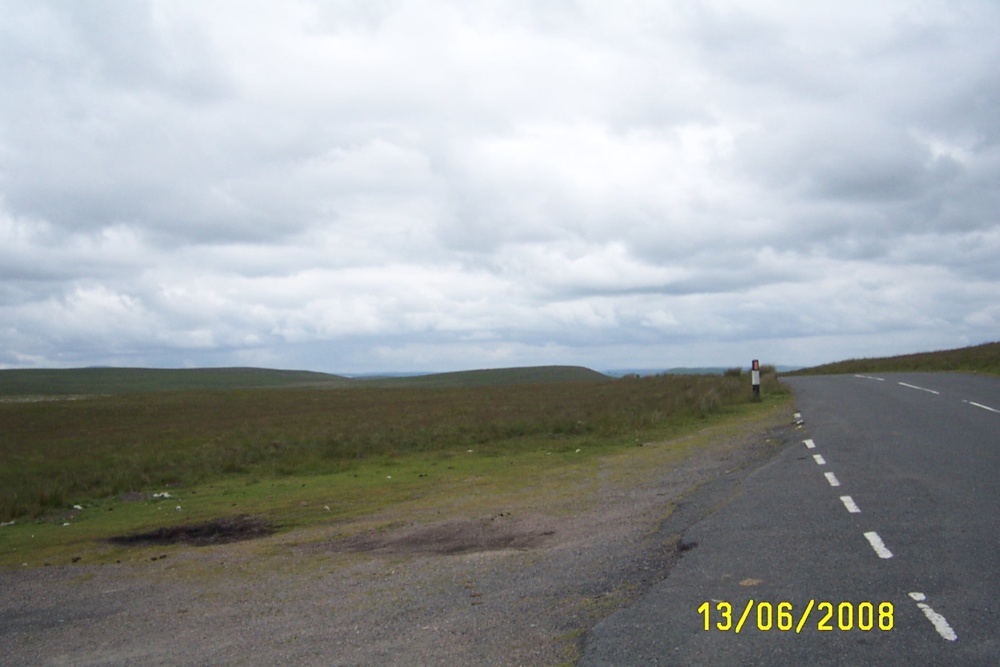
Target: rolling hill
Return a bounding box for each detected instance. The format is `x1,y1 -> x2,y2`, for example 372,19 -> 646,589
0,365 -> 610,396
785,341 -> 1000,376
0,367 -> 352,395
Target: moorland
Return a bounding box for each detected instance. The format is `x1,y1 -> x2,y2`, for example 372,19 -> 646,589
0,364 -> 787,566
3,339 -> 995,567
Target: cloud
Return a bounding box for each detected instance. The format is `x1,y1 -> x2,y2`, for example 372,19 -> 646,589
1,0 -> 998,372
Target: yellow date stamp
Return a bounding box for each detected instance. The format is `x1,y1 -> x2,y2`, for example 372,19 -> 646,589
698,600 -> 894,633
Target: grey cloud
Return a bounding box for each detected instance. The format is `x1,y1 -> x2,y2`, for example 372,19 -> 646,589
59,0 -> 232,99
1,0 -> 998,371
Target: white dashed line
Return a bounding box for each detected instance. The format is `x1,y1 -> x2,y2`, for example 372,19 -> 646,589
863,531 -> 893,559
963,399 -> 1000,414
839,495 -> 861,513
898,382 -> 940,395
805,392 -> 963,642
909,592 -> 958,641
854,374 -> 885,381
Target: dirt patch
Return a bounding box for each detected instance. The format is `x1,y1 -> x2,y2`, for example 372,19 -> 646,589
108,515 -> 275,547
329,513 -> 556,556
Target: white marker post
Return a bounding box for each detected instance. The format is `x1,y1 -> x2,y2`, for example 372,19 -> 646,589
751,359 -> 761,400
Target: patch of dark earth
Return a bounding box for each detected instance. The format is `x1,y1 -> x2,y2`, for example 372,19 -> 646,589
107,515 -> 276,547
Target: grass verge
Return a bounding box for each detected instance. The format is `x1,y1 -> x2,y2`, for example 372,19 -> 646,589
1,372 -> 790,567
786,341 -> 1000,376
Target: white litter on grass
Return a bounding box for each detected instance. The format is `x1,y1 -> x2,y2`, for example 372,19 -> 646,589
0,520 -> 15,527
62,522 -> 70,526
386,475 -> 392,479
175,505 -> 182,511
324,506 -> 330,511
73,504 -> 83,510
152,492 -> 172,499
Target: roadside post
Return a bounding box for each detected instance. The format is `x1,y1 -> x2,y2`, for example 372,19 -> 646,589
751,359 -> 761,400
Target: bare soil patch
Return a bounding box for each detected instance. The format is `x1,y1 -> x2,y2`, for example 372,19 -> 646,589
107,515 -> 275,547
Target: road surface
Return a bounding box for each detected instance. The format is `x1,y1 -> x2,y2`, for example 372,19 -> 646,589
580,372 -> 1000,666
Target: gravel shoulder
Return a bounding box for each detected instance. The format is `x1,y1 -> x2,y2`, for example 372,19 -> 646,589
0,410 -> 799,666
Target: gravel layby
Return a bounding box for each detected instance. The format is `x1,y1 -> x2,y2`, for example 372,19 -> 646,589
1,414 -> 799,666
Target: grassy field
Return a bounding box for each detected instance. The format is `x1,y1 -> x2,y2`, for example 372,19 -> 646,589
785,341 -> 1000,376
0,374 -> 788,565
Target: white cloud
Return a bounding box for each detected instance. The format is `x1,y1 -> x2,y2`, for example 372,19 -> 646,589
1,0 -> 998,371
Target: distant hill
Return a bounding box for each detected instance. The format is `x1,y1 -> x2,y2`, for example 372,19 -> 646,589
786,341 -> 1000,376
0,367 -> 351,395
359,365 -> 610,388
604,367 -> 728,377
0,364 -> 611,395
605,365 -> 801,377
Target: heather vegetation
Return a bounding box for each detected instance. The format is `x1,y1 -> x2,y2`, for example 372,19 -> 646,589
786,341 -> 1000,377
0,369 -> 787,522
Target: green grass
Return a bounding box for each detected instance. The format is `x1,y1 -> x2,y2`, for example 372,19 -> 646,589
0,369 -> 787,523
0,396 -> 792,569
786,341 -> 1000,376
0,367 -> 791,566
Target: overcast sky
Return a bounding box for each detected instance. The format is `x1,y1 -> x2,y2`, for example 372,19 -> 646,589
1,1 -> 998,374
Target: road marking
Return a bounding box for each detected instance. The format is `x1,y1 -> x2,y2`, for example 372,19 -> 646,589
839,495 -> 860,513
813,454 -> 826,465
898,382 -> 940,395
803,439 -> 816,449
863,531 -> 893,559
963,399 -> 1000,414
909,592 -> 958,641
854,374 -> 885,381
824,472 -> 840,487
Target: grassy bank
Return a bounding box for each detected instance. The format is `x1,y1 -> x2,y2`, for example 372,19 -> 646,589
786,341 -> 1000,376
1,370 -> 786,524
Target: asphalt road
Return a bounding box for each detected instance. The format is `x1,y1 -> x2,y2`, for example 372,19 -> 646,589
579,372 -> 1000,666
